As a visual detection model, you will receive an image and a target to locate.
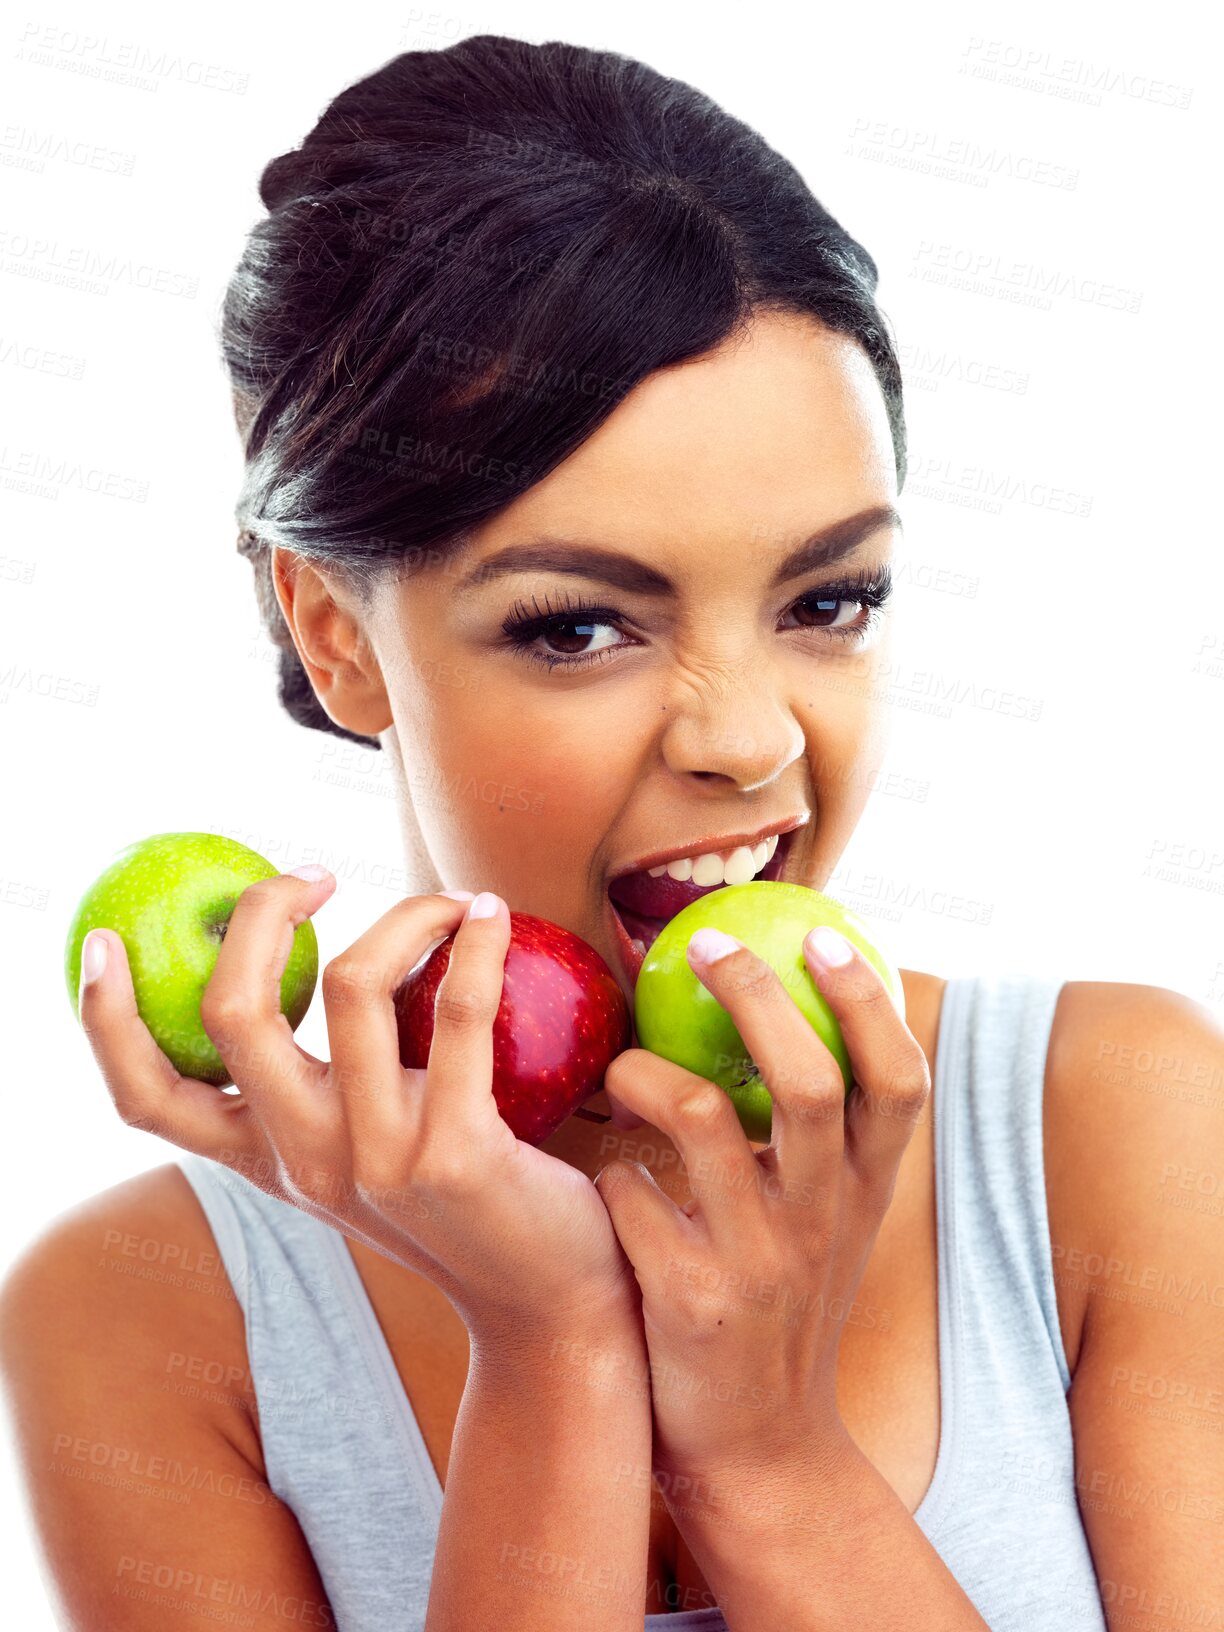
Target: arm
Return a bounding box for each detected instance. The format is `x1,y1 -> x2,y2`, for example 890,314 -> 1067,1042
0,1184 -> 336,1631
72,881 -> 660,1629
595,924 -> 990,1631
1047,983 -> 1224,1622
427,1295 -> 653,1631
651,1432 -> 989,1631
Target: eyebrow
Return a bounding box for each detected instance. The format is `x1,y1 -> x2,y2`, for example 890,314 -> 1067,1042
454,503 -> 902,595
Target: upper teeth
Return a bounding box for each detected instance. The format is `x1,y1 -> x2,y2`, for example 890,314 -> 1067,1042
646,833 -> 778,887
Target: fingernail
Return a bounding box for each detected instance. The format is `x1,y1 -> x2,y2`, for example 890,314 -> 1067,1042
807,925 -> 853,967
687,927 -> 741,965
80,930 -> 108,988
467,891 -> 502,919
439,889 -> 476,901
286,863 -> 331,882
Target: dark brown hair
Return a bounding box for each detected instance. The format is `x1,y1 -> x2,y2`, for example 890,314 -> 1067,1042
221,33 -> 906,746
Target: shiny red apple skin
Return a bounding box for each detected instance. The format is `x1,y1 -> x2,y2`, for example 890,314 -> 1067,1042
394,911 -> 631,1146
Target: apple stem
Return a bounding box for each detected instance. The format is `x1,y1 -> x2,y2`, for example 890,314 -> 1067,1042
572,1107 -> 612,1124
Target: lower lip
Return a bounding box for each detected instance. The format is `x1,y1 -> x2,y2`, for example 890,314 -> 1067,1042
605,830 -> 794,992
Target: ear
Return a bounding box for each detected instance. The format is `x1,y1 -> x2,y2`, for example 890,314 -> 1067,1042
270,549 -> 393,737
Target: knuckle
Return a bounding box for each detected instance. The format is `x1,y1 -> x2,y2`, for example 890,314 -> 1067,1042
413,1133 -> 478,1201
282,1162 -> 344,1211
285,1094 -> 344,1151
663,1258 -> 714,1320
322,957 -> 379,1009
272,1141 -> 352,1211
876,1049 -> 931,1111
199,985 -> 251,1043
673,1083 -> 731,1135
112,1092 -> 163,1136
224,876 -> 278,924
350,1146 -> 402,1201
432,980 -> 495,1031
123,1111 -> 161,1136
797,1214 -> 839,1264
728,959 -> 779,1005
665,1258 -> 749,1336
785,1078 -> 845,1125
853,977 -> 897,1021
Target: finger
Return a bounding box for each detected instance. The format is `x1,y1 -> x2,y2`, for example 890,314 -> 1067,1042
593,1158 -> 692,1283
802,926 -> 930,1180
603,1086 -> 645,1131
685,927 -> 846,1189
322,890 -> 481,1146
77,928 -> 261,1161
200,870 -> 335,1118
601,1046 -> 768,1254
422,890 -> 514,1135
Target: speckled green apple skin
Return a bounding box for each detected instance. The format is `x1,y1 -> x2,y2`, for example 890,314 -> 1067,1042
633,881 -> 905,1142
65,832 -> 318,1087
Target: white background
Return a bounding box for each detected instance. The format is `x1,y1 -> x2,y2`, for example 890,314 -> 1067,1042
1,0 -> 1218,1622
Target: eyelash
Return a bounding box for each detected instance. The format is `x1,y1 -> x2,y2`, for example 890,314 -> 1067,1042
499,566 -> 895,673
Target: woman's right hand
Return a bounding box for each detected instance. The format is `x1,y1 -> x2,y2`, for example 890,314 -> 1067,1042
76,874 -> 643,1353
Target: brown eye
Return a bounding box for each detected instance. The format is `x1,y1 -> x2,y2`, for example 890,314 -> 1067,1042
535,616 -> 623,657
781,567 -> 893,643
786,594 -> 866,631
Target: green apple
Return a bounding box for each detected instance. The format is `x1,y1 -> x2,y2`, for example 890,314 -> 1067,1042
633,881 -> 904,1141
64,832 -> 318,1087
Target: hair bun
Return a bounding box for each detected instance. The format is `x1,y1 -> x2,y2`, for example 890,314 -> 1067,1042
221,35 -> 905,747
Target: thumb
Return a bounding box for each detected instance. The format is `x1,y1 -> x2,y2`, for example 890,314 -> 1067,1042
603,1086 -> 645,1131
593,1158 -> 684,1271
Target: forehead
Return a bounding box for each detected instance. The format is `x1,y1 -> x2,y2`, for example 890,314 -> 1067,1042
472,312 -> 896,564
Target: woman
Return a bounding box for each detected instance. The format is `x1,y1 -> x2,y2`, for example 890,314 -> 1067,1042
2,33 -> 1218,1632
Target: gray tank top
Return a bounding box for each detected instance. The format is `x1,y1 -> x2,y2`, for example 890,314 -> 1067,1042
177,973 -> 1107,1631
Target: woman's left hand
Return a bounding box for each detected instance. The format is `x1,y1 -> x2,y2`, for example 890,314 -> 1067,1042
593,922 -> 931,1525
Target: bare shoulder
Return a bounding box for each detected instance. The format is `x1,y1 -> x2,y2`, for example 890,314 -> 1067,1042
1039,985 -> 1224,1592
0,1165 -> 339,1630
0,1160 -> 262,1466
1041,979 -> 1224,1372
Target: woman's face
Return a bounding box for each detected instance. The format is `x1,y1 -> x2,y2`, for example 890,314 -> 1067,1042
298,310 -> 901,1134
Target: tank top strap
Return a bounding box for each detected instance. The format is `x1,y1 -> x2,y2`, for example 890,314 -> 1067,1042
176,1152 -> 447,1628
942,972 -> 1072,1392
915,970 -> 1108,1632
176,1152 -> 352,1328
175,1153 -> 427,1449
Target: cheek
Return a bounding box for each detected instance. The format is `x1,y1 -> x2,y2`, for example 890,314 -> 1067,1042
791,680 -> 889,883
414,688 -> 638,888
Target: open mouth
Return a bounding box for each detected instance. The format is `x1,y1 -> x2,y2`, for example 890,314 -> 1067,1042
605,823 -> 799,990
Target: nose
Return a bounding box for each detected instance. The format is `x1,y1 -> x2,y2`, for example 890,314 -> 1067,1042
658,663 -> 807,793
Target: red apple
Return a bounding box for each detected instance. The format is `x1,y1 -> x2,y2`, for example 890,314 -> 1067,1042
393,911 -> 631,1145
